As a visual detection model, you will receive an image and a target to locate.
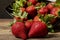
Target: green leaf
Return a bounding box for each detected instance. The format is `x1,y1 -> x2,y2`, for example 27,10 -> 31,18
20,0 -> 24,7
13,18 -> 17,23
40,2 -> 46,8
27,2 -> 32,6
56,0 -> 60,4
36,2 -> 46,10
12,0 -> 27,17
58,11 -> 60,16
47,24 -> 53,28
9,22 -> 14,26
48,28 -> 54,33
51,29 -> 55,33
12,12 -> 18,16
47,23 -> 55,32
18,10 -> 22,17
44,14 -> 55,23
23,0 -> 26,2
40,15 -> 45,22
18,10 -> 28,19
55,0 -> 60,7
22,12 -> 28,18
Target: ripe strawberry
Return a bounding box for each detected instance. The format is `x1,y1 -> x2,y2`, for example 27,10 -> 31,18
25,20 -> 33,31
35,2 -> 40,6
26,5 -> 37,19
46,3 -> 54,10
33,16 -> 41,21
28,21 -> 48,38
38,7 -> 48,15
26,5 -> 36,14
28,0 -> 37,5
11,22 -> 27,40
20,7 -> 25,12
50,7 -> 60,16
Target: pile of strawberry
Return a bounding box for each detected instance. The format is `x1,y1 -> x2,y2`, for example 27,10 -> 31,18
11,0 -> 60,40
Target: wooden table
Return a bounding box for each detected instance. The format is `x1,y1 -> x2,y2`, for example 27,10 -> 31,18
0,19 -> 60,40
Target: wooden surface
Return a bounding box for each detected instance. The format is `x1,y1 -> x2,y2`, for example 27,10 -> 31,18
0,19 -> 60,40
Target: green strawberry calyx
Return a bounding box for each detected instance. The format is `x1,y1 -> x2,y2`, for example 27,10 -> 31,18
35,2 -> 46,10
9,0 -> 28,26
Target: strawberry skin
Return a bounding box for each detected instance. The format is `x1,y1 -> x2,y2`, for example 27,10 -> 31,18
11,22 -> 27,40
38,7 -> 48,15
25,20 -> 33,34
33,16 -> 41,21
35,2 -> 40,6
46,3 -> 54,10
28,0 -> 37,5
50,7 -> 60,16
25,20 -> 33,31
26,5 -> 36,14
26,5 -> 37,19
28,21 -> 48,38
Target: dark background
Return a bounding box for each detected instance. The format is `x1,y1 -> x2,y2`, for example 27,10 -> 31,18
0,0 -> 14,19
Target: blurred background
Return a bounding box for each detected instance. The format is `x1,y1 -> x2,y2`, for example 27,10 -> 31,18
0,0 -> 15,19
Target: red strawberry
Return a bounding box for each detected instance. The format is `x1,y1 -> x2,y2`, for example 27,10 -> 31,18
46,3 -> 54,10
11,22 -> 27,40
20,7 -> 25,12
26,5 -> 36,14
35,2 -> 40,6
26,5 -> 37,19
25,20 -> 33,31
33,16 -> 41,21
28,0 -> 37,5
50,7 -> 60,16
38,7 -> 48,15
28,21 -> 48,38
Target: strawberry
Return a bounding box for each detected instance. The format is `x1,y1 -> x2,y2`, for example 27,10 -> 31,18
20,7 -> 25,12
33,16 -> 41,21
50,7 -> 60,16
46,3 -> 54,10
38,7 -> 48,15
25,20 -> 33,31
26,5 -> 36,14
28,0 -> 37,5
26,5 -> 37,19
11,22 -> 27,40
28,21 -> 48,38
35,2 -> 40,6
